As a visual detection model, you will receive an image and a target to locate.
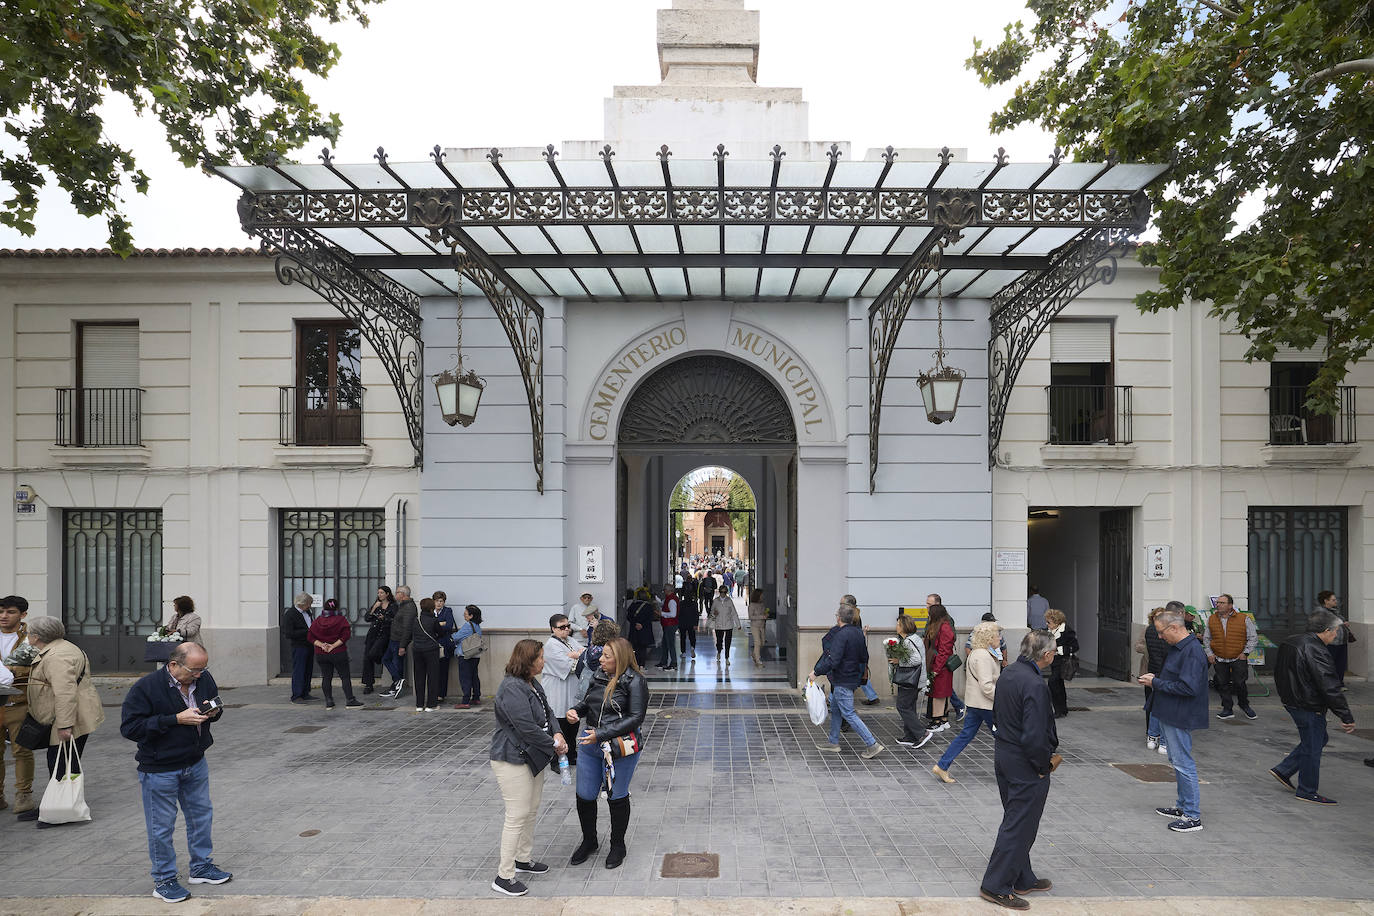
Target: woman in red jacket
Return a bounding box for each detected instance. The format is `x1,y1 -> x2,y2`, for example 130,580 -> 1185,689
307,599 -> 362,709
925,603 -> 957,732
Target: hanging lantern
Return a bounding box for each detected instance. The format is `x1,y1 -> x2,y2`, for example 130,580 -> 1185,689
917,246 -> 966,424
432,261 -> 485,427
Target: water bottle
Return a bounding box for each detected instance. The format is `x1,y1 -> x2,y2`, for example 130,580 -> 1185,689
559,754 -> 571,785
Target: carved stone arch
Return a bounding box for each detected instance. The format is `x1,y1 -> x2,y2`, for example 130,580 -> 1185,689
617,355 -> 796,446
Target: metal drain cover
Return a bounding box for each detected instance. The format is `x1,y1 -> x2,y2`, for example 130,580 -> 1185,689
661,852 -> 719,878
285,725 -> 325,734
1112,763 -> 1177,782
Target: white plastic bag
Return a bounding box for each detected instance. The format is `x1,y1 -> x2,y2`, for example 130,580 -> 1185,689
805,677 -> 828,726
39,739 -> 91,825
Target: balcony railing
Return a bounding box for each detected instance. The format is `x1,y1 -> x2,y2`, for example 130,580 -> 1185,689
1045,385 -> 1133,445
55,388 -> 144,446
1267,386 -> 1356,444
279,386 -> 365,446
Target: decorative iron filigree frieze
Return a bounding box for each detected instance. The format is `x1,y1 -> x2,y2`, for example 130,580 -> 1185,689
251,222 -> 424,466
986,225 -> 1136,467
618,355 -> 796,446
237,187 -> 1147,230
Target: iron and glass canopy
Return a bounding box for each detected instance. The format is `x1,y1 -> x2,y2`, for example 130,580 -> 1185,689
211,144 -> 1166,489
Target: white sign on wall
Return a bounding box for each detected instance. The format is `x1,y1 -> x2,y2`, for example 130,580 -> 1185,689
1146,545 -> 1171,580
994,549 -> 1027,572
578,545 -> 604,584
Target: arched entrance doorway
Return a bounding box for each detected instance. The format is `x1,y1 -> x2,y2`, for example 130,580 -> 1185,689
615,355 -> 798,685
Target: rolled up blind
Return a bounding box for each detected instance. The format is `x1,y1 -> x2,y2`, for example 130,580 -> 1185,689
1050,321 -> 1111,363
80,325 -> 139,387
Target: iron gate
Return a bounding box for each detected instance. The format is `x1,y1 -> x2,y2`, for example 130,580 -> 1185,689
63,509 -> 163,672
1248,507 -> 1348,644
1097,508 -> 1133,680
278,509 -> 386,675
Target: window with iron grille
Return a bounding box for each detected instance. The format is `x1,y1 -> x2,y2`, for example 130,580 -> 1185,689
1247,507 -> 1348,643
63,509 -> 163,671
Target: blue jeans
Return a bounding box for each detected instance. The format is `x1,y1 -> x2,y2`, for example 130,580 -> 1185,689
383,640 -> 404,684
1148,714 -> 1163,741
938,707 -> 995,770
574,731 -> 641,800
138,758 -> 215,884
828,685 -> 877,746
659,625 -> 679,667
1274,706 -> 1329,795
949,685 -> 966,713
290,645 -> 314,699
1158,723 -> 1200,820
859,681 -> 878,702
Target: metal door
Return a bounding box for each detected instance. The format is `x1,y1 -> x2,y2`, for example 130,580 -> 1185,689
1248,507 -> 1347,643
1097,508 -> 1133,680
63,509 -> 163,672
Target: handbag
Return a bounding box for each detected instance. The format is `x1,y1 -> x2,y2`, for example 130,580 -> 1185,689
1062,654 -> 1080,681
609,730 -> 642,758
15,713 -> 49,751
945,652 -> 962,673
38,740 -> 90,825
460,628 -> 489,658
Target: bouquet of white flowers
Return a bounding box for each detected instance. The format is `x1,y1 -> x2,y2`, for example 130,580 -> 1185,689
146,627 -> 184,644
2,640 -> 38,667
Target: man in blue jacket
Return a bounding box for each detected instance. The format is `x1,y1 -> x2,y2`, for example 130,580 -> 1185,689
1138,606 -> 1209,833
812,604 -> 884,758
120,642 -> 232,902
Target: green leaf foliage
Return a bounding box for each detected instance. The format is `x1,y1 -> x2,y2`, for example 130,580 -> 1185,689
0,0 -> 379,255
968,1 -> 1373,412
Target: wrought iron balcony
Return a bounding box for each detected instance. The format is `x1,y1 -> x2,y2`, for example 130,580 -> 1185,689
1267,386 -> 1356,445
279,386 -> 365,447
55,388 -> 144,447
1045,385 -> 1133,445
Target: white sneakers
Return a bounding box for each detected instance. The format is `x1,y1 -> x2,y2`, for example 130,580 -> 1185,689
1147,736 -> 1159,750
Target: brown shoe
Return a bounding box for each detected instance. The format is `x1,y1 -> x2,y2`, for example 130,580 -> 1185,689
1015,878 -> 1052,894
932,765 -> 956,784
0,797 -> 7,810
12,792 -> 35,814
979,888 -> 1030,910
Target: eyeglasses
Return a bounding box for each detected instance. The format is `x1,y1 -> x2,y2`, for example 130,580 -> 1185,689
171,661 -> 208,676
554,624 -> 571,630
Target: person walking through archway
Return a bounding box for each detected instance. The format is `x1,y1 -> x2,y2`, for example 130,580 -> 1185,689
708,586 -> 740,665
747,588 -> 768,667
656,586 -> 680,671
678,576 -> 700,662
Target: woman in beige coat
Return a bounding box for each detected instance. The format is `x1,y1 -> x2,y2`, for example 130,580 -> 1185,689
932,621 -> 1002,784
164,595 -> 203,647
21,616 -> 104,823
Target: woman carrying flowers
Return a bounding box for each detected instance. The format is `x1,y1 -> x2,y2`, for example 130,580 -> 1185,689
889,616 -> 931,748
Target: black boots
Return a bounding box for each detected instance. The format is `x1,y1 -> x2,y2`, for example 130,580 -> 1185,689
569,797 -> 599,865
605,796 -> 631,869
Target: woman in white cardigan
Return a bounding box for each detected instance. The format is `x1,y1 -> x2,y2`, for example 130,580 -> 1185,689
540,614 -> 584,765
932,621 -> 1003,784
708,586 -> 741,662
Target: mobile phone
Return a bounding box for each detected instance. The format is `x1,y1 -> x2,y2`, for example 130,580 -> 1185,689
199,696 -> 223,713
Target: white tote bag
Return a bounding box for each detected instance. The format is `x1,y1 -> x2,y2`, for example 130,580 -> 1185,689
39,739 -> 91,825
805,677 -> 828,726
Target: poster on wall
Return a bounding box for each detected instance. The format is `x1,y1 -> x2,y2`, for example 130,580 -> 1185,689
578,545 -> 604,584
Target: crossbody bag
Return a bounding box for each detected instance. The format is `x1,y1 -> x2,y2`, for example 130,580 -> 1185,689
597,677 -> 643,759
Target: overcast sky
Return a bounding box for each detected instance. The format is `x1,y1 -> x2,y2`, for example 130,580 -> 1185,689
0,0 -> 1062,251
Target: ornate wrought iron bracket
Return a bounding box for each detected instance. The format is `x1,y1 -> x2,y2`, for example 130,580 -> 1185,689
412,190 -> 546,494
248,219 -> 425,466
986,225 -> 1136,467
867,191 -> 977,493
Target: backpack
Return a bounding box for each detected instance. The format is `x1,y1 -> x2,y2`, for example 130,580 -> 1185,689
460,626 -> 489,658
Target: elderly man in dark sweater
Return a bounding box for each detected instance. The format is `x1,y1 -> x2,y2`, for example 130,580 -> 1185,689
120,642 -> 231,903
812,604 -> 884,759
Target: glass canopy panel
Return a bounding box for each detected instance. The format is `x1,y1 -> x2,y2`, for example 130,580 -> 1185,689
763,225 -> 810,254
860,268 -> 899,298
369,227 -> 438,255
678,225 -> 720,254
277,164 -> 348,189
827,268 -> 871,299
387,161 -> 451,188
633,224 -> 680,254
536,268 -> 584,297
686,267 -> 721,297
725,225 -> 766,254
648,267 -> 688,297
1088,163 -> 1168,191
934,162 -> 995,188
544,225 -> 598,254
723,268 -> 757,296
927,269 -> 980,295
588,225 -> 638,253
776,160 -> 831,185
970,227 -> 1036,255
1008,227 -> 1082,256
881,162 -> 940,187
846,226 -> 902,255
958,270 -> 1024,299
667,159 -> 717,186
333,164 -> 402,189
448,161 -> 508,189
805,226 -> 853,254
790,269 -> 831,298
463,227 -> 515,255
883,226 -> 928,258
724,159 -> 774,186
1037,162 -> 1105,190
498,226 -> 557,255
984,162 -> 1053,190
316,227 -> 390,254
612,161 -> 666,187
943,229 -> 984,255
578,268 -> 621,298
215,165 -> 299,192
556,160 -> 613,187
757,268 -> 794,297
501,160 -> 558,186
610,268 -> 656,298
379,269 -> 451,297
830,161 -> 885,187
506,268 -> 554,297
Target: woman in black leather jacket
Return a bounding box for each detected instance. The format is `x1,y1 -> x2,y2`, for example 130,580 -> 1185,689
564,637 -> 647,870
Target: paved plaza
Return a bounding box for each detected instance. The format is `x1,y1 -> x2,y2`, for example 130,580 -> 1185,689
3,656 -> 1372,912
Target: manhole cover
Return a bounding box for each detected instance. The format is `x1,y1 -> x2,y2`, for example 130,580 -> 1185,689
285,725 -> 325,734
299,829 -> 320,837
661,852 -> 719,878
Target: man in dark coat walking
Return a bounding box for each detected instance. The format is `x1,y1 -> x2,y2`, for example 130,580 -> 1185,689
1270,609 -> 1357,804
979,629 -> 1059,910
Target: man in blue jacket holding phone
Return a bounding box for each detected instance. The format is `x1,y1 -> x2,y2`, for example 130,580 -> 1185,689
1138,605 -> 1209,833
121,642 -> 232,903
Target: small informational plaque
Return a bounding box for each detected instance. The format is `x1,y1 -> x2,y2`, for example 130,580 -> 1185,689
994,549 -> 1027,572
578,545 -> 604,584
1146,545 -> 1171,580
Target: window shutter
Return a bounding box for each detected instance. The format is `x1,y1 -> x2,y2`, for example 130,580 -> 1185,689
1050,321 -> 1112,363
1272,339 -> 1326,361
81,325 -> 140,388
